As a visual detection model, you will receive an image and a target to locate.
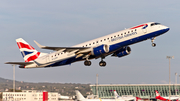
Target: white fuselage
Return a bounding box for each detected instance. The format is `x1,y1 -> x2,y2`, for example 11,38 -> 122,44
25,22 -> 169,68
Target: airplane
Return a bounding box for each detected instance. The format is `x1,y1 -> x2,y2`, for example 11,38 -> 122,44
75,90 -> 125,101
5,22 -> 170,68
155,90 -> 179,101
113,90 -> 136,101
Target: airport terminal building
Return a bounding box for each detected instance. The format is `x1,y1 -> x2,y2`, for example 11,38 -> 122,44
90,84 -> 180,99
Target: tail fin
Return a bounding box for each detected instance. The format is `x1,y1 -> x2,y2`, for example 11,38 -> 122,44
75,90 -> 85,101
16,38 -> 46,62
114,90 -> 120,99
155,90 -> 160,97
136,97 -> 142,101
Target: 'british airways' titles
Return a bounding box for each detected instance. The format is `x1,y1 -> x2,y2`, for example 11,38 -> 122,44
111,32 -> 137,42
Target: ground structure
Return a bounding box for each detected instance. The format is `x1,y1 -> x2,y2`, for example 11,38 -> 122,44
90,84 -> 180,99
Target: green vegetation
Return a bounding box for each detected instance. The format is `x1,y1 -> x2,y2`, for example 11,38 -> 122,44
7,89 -> 22,92
0,77 -> 92,96
0,93 -> 2,99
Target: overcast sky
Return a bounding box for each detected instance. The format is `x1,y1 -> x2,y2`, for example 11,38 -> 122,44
0,0 -> 180,84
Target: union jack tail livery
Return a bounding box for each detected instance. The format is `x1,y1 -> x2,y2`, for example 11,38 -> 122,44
16,38 -> 44,62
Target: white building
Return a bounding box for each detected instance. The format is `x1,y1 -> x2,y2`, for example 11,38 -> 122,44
2,90 -> 58,101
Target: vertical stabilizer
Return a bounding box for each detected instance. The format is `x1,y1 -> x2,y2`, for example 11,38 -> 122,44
16,38 -> 47,62
114,90 -> 120,99
155,90 -> 160,97
75,90 -> 85,101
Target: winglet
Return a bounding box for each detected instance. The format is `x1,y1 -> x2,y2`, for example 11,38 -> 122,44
34,40 -> 46,49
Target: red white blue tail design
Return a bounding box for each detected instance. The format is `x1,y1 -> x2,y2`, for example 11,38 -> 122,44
16,38 -> 41,62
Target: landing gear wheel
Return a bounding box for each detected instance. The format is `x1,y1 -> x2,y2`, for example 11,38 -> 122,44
99,61 -> 106,67
152,43 -> 156,47
84,60 -> 91,66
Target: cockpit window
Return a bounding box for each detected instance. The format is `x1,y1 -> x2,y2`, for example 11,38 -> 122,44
151,23 -> 161,26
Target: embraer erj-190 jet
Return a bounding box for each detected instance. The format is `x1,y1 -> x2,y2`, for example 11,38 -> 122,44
5,22 -> 169,68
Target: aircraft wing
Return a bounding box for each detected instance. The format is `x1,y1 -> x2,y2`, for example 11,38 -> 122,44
163,97 -> 179,100
34,40 -> 90,51
5,62 -> 33,65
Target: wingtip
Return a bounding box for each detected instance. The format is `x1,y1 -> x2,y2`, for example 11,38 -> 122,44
34,40 -> 44,48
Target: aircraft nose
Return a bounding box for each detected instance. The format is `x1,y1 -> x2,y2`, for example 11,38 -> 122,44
162,26 -> 170,32
165,27 -> 170,32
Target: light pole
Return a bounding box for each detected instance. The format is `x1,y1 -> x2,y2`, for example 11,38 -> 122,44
175,73 -> 177,95
96,74 -> 99,98
166,56 -> 174,100
13,65 -> 16,92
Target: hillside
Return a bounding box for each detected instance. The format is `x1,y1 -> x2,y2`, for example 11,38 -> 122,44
0,77 -> 92,96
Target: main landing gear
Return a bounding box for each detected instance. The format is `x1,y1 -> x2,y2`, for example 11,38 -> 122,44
151,37 -> 156,47
84,60 -> 91,66
99,57 -> 106,67
99,61 -> 106,67
84,57 -> 107,67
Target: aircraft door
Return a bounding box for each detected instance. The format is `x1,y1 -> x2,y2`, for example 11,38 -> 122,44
46,56 -> 50,63
142,28 -> 147,33
142,24 -> 148,34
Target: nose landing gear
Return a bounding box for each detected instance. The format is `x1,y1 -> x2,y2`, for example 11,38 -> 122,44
151,37 -> 156,47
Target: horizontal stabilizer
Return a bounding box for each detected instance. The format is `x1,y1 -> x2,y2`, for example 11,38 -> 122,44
5,62 -> 33,65
34,40 -> 90,51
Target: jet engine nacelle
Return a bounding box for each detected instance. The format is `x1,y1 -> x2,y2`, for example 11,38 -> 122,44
112,46 -> 131,57
92,44 -> 109,56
